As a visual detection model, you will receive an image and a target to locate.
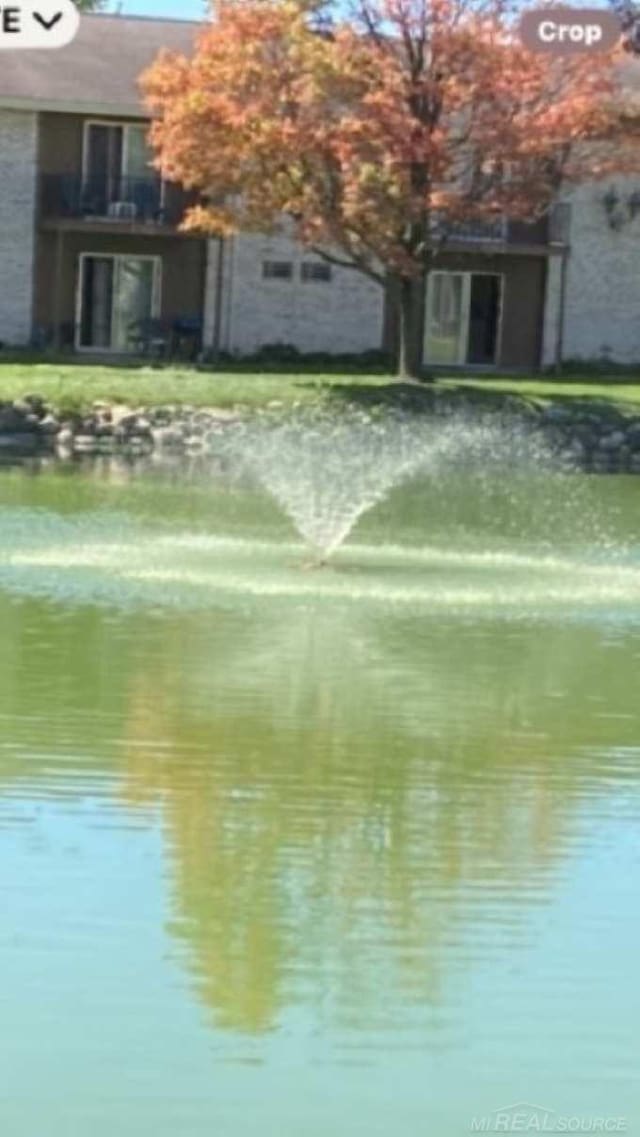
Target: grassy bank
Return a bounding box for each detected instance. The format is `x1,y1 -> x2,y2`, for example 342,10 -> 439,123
1,360 -> 640,415
0,363 -> 399,413
440,376 -> 640,411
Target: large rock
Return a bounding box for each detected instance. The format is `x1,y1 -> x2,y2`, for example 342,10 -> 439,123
152,425 -> 184,449
110,404 -> 135,427
624,422 -> 640,448
598,431 -> 626,452
0,404 -> 33,433
39,413 -> 60,436
73,434 -> 99,454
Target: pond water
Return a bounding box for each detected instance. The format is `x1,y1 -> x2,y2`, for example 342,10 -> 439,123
1,459 -> 639,1136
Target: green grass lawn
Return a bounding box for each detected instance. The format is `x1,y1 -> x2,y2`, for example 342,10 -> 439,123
0,362 -> 395,414
1,359 -> 640,415
440,376 -> 640,411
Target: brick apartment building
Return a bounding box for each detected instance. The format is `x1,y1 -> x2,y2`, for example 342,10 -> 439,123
0,12 -> 638,369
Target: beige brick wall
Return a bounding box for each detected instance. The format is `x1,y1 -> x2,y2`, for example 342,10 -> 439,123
559,180 -> 640,365
204,229 -> 384,355
0,109 -> 37,346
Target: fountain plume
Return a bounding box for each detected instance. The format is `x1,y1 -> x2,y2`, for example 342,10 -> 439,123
223,408 -> 550,559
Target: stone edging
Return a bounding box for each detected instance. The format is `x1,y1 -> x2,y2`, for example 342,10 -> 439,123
2,393 -> 640,473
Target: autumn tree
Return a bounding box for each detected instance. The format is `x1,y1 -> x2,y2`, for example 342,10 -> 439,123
609,0 -> 640,51
143,0 -> 632,378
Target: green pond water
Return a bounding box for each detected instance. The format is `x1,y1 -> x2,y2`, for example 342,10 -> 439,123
1,460 -> 639,1136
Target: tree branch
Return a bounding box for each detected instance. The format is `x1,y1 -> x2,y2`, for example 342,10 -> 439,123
310,245 -> 385,285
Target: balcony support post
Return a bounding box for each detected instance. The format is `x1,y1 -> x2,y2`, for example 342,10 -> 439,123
52,227 -> 65,351
554,243 -> 569,375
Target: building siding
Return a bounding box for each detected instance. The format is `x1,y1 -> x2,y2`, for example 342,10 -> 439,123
559,180 -> 640,365
208,231 -> 385,356
38,111 -> 86,175
0,109 -> 38,346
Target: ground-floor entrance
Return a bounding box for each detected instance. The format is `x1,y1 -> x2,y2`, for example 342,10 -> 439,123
33,228 -> 206,354
424,271 -> 503,366
76,253 -> 162,352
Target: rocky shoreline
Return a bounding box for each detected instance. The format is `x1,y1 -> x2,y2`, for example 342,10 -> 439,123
2,393 -> 640,473
0,396 -> 243,460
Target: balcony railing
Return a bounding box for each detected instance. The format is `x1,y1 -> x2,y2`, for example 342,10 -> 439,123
449,217 -> 508,242
432,213 -> 555,246
40,174 -> 186,227
431,214 -> 507,243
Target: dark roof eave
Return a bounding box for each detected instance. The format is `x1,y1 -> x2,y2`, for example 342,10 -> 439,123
0,95 -> 148,118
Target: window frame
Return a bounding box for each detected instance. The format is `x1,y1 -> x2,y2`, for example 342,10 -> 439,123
75,251 -> 163,353
81,119 -> 164,207
423,270 -> 504,367
300,261 -> 332,283
262,260 -> 294,281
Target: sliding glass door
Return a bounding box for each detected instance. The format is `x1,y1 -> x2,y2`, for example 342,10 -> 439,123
77,254 -> 161,352
111,258 -> 158,351
423,272 -> 467,364
467,274 -> 502,365
77,256 -> 113,350
424,272 -> 502,366
82,122 -> 159,216
83,125 -> 123,210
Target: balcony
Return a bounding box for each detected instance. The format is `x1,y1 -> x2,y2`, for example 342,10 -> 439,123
431,214 -> 506,243
432,212 -> 559,249
39,173 -> 189,228
448,217 -> 508,242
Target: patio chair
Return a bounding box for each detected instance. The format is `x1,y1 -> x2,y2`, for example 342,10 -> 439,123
172,316 -> 203,361
128,317 -> 170,360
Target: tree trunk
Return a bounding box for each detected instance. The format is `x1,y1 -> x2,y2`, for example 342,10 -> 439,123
396,274 -> 427,380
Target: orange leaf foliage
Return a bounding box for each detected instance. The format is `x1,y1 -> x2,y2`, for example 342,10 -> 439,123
141,0 -> 637,279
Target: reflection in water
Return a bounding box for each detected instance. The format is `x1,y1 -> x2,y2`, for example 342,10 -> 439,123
5,595 -> 631,1037
139,609 -> 639,1036
1,469 -> 640,1135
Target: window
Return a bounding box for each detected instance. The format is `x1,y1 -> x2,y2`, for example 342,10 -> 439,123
82,121 -> 160,218
262,261 -> 293,280
84,122 -> 155,184
301,262 -> 332,283
424,271 -> 502,366
77,254 -> 161,352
